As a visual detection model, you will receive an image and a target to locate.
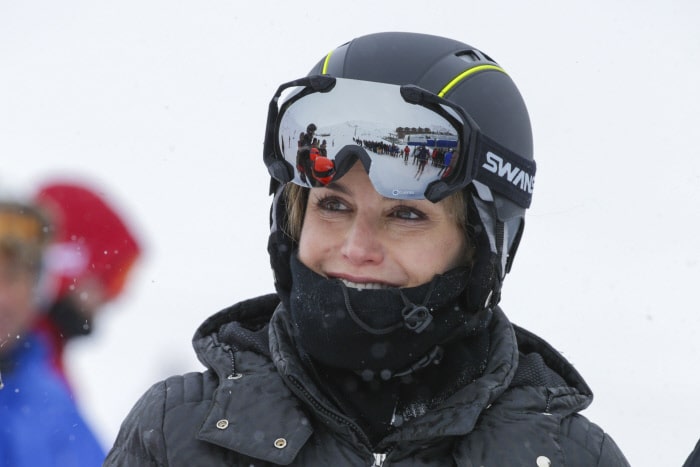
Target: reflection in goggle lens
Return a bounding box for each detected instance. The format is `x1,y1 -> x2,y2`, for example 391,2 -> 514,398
276,78 -> 469,200
267,76 -> 535,208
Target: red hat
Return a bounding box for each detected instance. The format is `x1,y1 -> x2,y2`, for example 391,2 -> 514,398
34,182 -> 141,302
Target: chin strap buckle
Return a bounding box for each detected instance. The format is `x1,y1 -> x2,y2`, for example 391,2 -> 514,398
401,304 -> 433,333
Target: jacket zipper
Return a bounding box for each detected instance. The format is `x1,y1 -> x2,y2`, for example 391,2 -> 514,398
287,375 -> 380,460
372,452 -> 387,466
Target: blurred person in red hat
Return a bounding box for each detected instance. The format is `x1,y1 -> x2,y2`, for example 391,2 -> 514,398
1,199 -> 105,466
32,181 -> 142,381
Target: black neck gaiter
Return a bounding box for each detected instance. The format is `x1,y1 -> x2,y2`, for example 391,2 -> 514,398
47,296 -> 93,340
288,254 -> 480,379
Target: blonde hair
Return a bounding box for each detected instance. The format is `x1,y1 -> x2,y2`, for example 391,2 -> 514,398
282,183 -> 474,265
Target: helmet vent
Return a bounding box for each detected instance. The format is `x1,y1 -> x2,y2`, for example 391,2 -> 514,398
455,50 -> 481,63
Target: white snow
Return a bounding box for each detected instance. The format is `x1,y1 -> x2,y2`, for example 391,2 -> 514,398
1,1 -> 699,466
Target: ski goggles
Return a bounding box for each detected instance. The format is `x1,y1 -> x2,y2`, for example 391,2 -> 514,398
264,75 -> 535,207
0,203 -> 50,270
0,203 -> 48,245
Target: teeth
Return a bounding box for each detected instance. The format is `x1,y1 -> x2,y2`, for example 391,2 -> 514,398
339,279 -> 390,290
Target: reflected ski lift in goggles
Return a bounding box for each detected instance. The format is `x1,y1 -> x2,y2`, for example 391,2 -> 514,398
264,76 -> 535,207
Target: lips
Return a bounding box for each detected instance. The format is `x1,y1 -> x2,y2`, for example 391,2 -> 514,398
328,272 -> 398,290
337,279 -> 391,290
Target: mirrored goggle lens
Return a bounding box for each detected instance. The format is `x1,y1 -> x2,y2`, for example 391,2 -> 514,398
276,78 -> 468,200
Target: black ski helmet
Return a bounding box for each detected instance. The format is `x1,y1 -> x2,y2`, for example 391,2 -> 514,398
266,32 -> 535,310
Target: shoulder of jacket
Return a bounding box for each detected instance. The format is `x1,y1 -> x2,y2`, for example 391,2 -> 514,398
559,413 -> 631,466
451,406 -> 629,466
158,370 -> 218,411
104,370 -> 220,465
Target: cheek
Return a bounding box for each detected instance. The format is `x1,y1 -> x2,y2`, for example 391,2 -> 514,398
296,205 -> 316,266
400,228 -> 466,283
5,281 -> 34,309
2,285 -> 36,330
444,234 -> 468,270
297,230 -> 314,265
297,215 -> 330,272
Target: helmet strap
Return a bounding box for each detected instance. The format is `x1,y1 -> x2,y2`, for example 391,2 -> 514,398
466,191 -> 507,309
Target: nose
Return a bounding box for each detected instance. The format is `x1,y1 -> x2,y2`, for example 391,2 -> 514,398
340,215 -> 384,265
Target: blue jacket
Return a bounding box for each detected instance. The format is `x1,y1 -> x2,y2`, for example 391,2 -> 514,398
0,332 -> 105,467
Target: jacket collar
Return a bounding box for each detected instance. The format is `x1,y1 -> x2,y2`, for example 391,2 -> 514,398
192,295 -> 593,460
268,304 -> 521,444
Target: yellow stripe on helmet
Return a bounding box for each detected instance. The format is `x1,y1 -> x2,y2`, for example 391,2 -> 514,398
322,51 -> 333,75
438,64 -> 507,98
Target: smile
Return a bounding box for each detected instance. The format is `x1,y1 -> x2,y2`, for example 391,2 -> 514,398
338,279 -> 391,290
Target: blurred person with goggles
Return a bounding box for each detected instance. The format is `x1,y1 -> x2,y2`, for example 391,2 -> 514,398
1,200 -> 105,467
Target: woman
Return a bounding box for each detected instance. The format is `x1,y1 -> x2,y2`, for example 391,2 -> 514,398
105,32 -> 629,466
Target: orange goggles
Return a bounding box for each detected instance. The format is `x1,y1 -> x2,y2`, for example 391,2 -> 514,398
0,203 -> 50,246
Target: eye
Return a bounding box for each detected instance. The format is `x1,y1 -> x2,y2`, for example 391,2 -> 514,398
390,206 -> 425,221
316,195 -> 349,212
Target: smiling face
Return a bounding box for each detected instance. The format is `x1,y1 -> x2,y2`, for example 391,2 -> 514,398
297,163 -> 468,289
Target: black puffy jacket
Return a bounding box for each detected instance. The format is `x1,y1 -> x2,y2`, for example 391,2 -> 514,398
104,294 -> 629,466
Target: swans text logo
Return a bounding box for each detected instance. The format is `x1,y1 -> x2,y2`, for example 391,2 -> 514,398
482,152 -> 535,193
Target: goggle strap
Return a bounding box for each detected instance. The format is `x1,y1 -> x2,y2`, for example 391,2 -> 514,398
264,80 -> 300,190
474,134 -> 536,208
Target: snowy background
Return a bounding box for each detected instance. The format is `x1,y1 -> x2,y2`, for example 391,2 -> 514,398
1,1 -> 699,465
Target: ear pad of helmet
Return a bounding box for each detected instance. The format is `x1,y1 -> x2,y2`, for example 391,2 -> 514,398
267,184 -> 295,309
